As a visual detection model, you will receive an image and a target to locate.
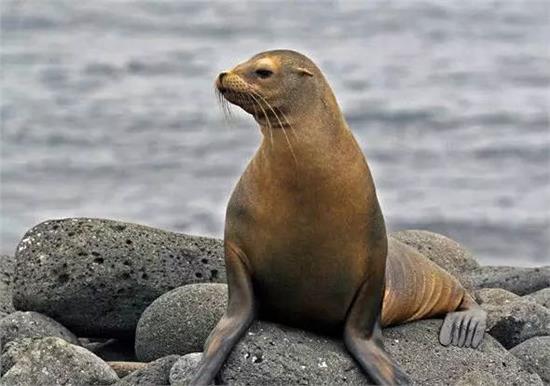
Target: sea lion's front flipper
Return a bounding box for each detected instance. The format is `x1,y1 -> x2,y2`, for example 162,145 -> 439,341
190,242 -> 256,385
439,294 -> 487,349
344,280 -> 410,385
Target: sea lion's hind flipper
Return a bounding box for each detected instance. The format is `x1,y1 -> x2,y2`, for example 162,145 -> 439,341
439,294 -> 486,349
344,279 -> 410,385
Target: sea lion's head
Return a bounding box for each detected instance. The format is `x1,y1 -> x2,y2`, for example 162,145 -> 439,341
216,50 -> 330,127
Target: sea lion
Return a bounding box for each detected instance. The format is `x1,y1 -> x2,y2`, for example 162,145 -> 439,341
190,50 -> 486,385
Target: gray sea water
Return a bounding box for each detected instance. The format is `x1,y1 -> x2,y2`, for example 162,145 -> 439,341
1,1 -> 549,266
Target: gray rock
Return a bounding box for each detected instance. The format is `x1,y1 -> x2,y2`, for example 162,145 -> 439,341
13,218 -> 226,338
483,299 -> 550,349
114,355 -> 179,386
510,336 -> 550,383
169,352 -> 202,385
1,338 -> 34,376
390,230 -> 479,290
1,336 -> 119,385
475,288 -> 520,306
468,265 -> 550,295
135,283 -> 227,362
0,311 -> 79,348
0,254 -> 15,316
218,320 -> 542,385
523,288 -> 550,309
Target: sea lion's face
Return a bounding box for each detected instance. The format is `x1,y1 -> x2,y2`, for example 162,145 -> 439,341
216,50 -> 320,125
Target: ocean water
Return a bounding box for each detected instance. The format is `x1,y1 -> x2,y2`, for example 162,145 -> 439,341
1,1 -> 549,266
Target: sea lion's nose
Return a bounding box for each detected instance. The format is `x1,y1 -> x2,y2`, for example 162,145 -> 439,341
216,72 -> 229,91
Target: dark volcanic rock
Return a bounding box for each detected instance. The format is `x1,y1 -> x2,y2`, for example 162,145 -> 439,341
115,355 -> 179,386
218,320 -> 541,385
468,265 -> 550,295
390,230 -> 479,290
0,254 -> 15,317
509,336 -> 550,383
169,352 -> 202,385
12,218 -> 226,338
0,311 -> 79,348
523,288 -> 550,309
1,336 -> 118,385
135,283 -> 227,361
483,299 -> 550,349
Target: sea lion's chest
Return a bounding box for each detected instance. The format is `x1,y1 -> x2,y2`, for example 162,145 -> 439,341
225,161 -> 378,326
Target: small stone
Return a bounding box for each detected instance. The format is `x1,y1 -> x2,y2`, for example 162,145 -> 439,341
509,336 -> 550,383
169,352 -> 203,385
1,336 -> 118,385
135,283 -> 227,361
390,230 -> 479,290
523,288 -> 550,309
115,355 -> 179,386
468,266 -> 550,295
483,299 -> 550,349
107,361 -> 147,378
13,218 -> 226,338
475,288 -> 520,306
0,311 -> 79,348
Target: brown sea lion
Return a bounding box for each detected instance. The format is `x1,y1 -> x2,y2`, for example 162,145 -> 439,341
190,50 -> 486,385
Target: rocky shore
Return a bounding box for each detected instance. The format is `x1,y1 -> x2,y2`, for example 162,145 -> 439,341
1,218 -> 549,385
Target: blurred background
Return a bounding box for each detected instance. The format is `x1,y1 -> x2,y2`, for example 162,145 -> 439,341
1,1 -> 549,266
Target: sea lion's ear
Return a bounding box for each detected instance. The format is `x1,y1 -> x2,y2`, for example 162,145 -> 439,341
296,67 -> 314,77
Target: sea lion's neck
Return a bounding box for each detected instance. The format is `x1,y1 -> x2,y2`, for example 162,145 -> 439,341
253,97 -> 364,180
258,94 -> 348,153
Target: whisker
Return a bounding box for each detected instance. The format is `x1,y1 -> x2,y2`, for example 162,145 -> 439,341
251,90 -> 298,165
215,88 -> 233,126
245,92 -> 274,148
248,92 -> 275,148
273,106 -> 298,140
252,91 -> 298,142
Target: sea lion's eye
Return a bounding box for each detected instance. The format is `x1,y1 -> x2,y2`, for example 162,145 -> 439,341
255,69 -> 273,79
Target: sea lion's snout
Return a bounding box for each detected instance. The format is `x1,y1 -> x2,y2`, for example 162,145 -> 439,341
216,71 -> 229,93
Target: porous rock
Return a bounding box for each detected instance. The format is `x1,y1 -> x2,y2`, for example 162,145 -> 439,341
0,254 -> 15,317
218,319 -> 541,385
390,230 -> 478,290
468,265 -> 550,295
114,355 -> 179,386
0,311 -> 79,348
509,336 -> 550,383
169,352 -> 202,385
483,299 -> 550,349
1,338 -> 36,375
13,218 -> 226,338
1,336 -> 118,385
523,288 -> 550,309
135,283 -> 227,361
475,288 -> 520,306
